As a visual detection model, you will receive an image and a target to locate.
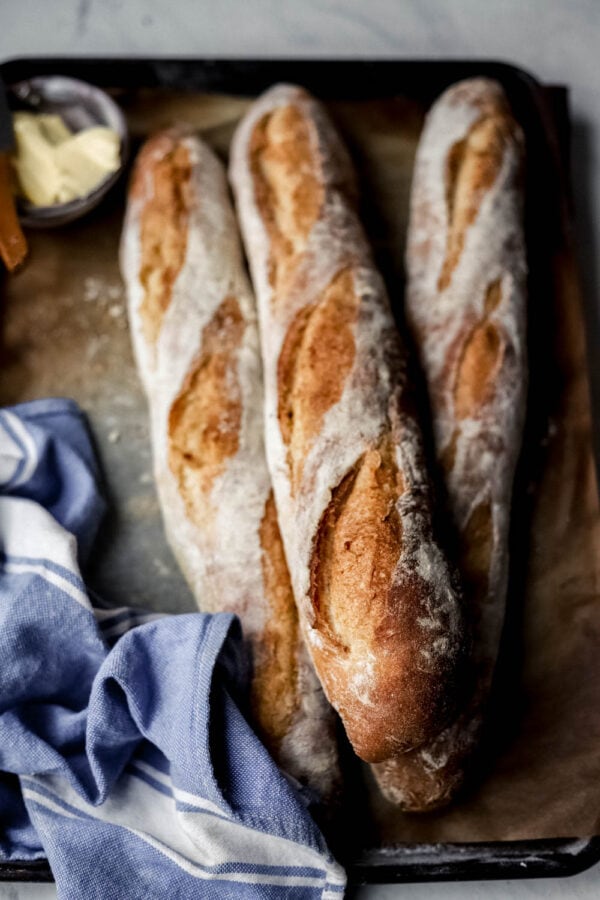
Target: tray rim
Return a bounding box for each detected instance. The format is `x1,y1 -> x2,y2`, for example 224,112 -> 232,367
0,54 -> 548,103
0,54 -> 597,887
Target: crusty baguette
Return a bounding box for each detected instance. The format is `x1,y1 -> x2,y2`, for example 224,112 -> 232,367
373,78 -> 527,809
120,127 -> 340,801
230,84 -> 466,764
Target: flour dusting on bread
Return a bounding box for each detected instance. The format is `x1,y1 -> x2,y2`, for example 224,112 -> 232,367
373,78 -> 527,810
121,127 -> 341,801
231,85 -> 467,764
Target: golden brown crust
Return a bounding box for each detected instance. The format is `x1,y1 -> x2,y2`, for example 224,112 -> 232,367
310,438 -> 404,650
438,109 -> 516,291
308,439 -> 439,762
308,433 -> 462,762
250,105 -> 324,290
378,78 -> 527,809
252,491 -> 301,750
277,267 -> 359,489
453,278 -> 505,420
232,84 -> 466,766
372,722 -> 474,811
167,296 -> 244,527
460,498 -> 493,610
454,323 -> 502,420
125,127 -> 342,801
136,136 -> 192,345
440,428 -> 459,476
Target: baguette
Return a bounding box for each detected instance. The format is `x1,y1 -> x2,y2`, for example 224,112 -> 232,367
120,128 -> 340,801
230,85 -> 466,764
373,78 -> 527,809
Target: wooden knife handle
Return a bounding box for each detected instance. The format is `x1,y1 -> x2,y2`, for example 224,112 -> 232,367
0,153 -> 27,272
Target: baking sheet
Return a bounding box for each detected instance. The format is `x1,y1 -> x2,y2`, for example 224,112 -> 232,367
1,82 -> 599,854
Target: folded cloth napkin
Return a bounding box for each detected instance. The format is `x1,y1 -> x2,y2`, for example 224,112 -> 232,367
0,399 -> 346,899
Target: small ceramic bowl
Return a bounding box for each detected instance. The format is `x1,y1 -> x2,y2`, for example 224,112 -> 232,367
10,75 -> 129,228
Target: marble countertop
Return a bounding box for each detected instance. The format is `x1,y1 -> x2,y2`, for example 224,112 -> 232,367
1,0 -> 599,897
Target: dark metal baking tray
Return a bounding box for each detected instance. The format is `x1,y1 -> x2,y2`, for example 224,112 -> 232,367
0,56 -> 597,886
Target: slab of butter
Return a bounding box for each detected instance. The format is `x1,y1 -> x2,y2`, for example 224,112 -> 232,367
12,112 -> 120,207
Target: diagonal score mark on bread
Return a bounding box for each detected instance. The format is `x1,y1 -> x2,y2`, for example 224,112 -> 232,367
171,337 -> 303,754
256,491 -> 301,746
376,78 -> 528,809
230,83 -> 466,765
250,105 -> 324,289
460,497 -> 494,619
310,437 -> 404,654
168,296 -> 244,526
438,88 -> 518,292
453,278 -> 505,420
135,135 -> 192,347
277,268 -> 359,491
121,127 -> 342,801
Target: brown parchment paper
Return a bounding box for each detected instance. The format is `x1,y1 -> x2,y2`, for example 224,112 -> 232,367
1,87 -> 599,847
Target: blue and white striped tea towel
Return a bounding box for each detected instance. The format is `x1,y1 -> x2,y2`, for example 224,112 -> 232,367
0,399 -> 346,899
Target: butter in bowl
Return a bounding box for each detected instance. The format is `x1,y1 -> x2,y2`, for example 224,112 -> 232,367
9,75 -> 128,227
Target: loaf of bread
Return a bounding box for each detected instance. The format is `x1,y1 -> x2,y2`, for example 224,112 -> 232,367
120,127 -> 340,801
373,78 -> 527,809
230,84 -> 466,764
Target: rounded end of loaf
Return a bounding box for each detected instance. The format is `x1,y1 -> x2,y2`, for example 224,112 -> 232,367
307,589 -> 467,764
412,71 -> 525,175
128,126 -> 194,204
430,77 -> 515,120
406,75 -> 525,303
307,439 -> 467,764
370,699 -> 484,810
229,80 -> 358,234
316,659 -> 463,764
371,752 -> 466,812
